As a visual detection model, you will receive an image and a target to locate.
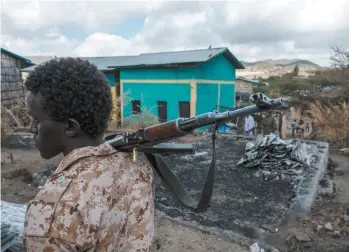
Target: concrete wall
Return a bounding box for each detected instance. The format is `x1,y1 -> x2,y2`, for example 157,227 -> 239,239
236,79 -> 253,93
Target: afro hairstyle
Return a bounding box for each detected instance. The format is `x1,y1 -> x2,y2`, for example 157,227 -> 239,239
24,57 -> 112,137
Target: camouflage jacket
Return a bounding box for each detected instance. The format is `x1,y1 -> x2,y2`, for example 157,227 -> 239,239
262,116 -> 277,134
23,143 -> 155,251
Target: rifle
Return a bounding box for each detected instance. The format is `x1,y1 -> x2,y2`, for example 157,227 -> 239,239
105,93 -> 284,212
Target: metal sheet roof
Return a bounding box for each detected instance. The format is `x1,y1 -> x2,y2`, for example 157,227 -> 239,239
24,56 -> 55,65
21,47 -> 245,72
1,47 -> 33,65
236,77 -> 259,83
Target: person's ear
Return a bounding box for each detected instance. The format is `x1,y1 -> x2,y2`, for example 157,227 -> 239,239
65,118 -> 81,138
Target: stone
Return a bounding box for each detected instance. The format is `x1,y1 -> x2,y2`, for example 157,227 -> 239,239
262,224 -> 276,233
318,178 -> 334,196
327,157 -> 338,170
333,230 -> 341,238
339,148 -> 349,155
317,225 -> 323,231
342,215 -> 349,222
291,229 -> 311,242
324,222 -> 333,231
250,242 -> 265,252
32,165 -> 56,187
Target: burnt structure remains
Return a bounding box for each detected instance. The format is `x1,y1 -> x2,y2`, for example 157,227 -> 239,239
155,134 -> 328,239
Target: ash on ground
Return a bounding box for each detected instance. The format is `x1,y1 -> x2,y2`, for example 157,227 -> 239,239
155,134 -> 325,237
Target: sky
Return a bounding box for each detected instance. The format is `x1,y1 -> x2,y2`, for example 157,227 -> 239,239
1,0 -> 349,66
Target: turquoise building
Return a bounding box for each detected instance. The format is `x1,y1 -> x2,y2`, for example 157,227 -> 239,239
22,47 -> 245,128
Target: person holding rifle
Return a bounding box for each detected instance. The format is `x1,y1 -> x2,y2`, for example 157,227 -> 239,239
23,58 -> 154,251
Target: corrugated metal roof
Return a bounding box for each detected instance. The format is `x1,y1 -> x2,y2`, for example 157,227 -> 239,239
236,77 -> 259,84
21,47 -> 245,72
24,56 -> 55,65
1,47 -> 33,65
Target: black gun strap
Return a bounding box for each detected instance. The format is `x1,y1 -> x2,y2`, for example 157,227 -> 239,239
145,127 -> 218,212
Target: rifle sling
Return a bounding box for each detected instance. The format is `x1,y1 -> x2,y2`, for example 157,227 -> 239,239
144,128 -> 218,212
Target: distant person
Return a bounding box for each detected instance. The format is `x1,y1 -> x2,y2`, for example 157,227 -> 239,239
291,119 -> 297,137
244,116 -> 250,136
250,115 -> 256,135
297,120 -> 305,139
244,115 -> 255,136
305,121 -> 310,132
262,111 -> 277,136
23,58 -> 154,251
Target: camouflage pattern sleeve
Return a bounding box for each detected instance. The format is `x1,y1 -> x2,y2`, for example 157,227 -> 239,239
97,154 -> 155,252
23,144 -> 155,252
120,157 -> 155,251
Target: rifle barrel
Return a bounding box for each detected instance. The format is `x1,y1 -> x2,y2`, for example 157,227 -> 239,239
106,93 -> 284,152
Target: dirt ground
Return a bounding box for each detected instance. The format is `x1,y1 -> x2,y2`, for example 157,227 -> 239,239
1,137 -> 349,252
284,152 -> 349,252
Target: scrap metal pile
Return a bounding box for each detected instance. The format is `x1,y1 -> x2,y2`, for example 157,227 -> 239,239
237,134 -> 319,182
1,201 -> 26,252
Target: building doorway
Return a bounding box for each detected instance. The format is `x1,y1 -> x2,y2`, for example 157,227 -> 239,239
158,101 -> 168,122
179,101 -> 190,118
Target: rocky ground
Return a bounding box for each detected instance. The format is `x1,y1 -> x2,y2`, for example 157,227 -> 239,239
1,133 -> 348,252
284,152 -> 349,252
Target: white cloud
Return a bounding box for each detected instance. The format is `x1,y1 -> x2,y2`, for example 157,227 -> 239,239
72,33 -> 148,57
1,33 -> 79,56
1,0 -> 348,66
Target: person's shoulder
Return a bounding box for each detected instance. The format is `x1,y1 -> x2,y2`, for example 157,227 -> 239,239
69,150 -> 133,183
73,150 -> 153,184
128,153 -> 154,182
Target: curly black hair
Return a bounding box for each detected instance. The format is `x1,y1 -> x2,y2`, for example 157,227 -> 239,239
24,57 -> 112,137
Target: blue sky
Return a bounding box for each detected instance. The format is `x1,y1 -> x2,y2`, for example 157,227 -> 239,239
62,16 -> 145,41
112,17 -> 145,39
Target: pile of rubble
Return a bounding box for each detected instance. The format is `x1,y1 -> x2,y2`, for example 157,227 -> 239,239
1,201 -> 26,252
237,134 -> 319,182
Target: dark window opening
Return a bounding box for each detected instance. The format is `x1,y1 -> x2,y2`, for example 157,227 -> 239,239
179,101 -> 190,118
132,100 -> 141,114
158,101 -> 168,123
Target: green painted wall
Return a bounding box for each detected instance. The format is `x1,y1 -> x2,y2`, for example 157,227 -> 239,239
104,71 -> 115,87
195,83 -> 235,130
120,68 -> 198,80
196,83 -> 219,115
122,83 -> 190,126
119,54 -> 236,81
219,84 -> 236,109
199,54 -> 236,80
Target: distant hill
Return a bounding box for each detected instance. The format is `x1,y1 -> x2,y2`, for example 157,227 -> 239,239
241,59 -> 322,71
237,59 -> 324,79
